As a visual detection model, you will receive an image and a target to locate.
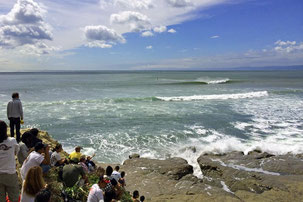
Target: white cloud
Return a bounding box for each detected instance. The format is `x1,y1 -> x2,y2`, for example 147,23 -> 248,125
113,0 -> 154,10
110,11 -> 151,32
274,40 -> 303,53
210,35 -> 220,39
166,0 -> 193,8
146,45 -> 152,49
141,30 -> 154,37
153,25 -> 167,33
86,41 -> 112,48
84,25 -> 126,48
0,0 -> 53,48
168,28 -> 176,33
19,42 -> 59,56
275,40 -> 296,46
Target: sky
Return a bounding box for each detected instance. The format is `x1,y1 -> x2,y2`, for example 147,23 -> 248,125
0,0 -> 302,71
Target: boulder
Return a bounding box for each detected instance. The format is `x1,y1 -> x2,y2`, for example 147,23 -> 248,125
197,151 -> 303,200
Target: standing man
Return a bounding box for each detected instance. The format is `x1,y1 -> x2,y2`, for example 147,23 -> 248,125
0,120 -> 20,202
7,92 -> 23,143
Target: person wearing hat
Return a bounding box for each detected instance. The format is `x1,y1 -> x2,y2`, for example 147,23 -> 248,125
21,142 -> 50,180
69,146 -> 83,163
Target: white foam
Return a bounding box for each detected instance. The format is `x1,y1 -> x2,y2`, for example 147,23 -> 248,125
83,147 -> 96,157
221,181 -> 234,194
211,158 -> 280,176
157,91 -> 268,101
195,77 -> 230,84
207,78 -> 230,84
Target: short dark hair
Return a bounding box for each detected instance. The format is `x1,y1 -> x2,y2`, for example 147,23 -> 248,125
12,92 -> 19,99
55,143 -> 62,150
0,120 -> 8,143
106,166 -> 113,176
133,190 -> 139,198
52,143 -> 62,152
115,165 -> 120,171
35,188 -> 51,202
30,128 -> 39,137
140,195 -> 145,202
21,131 -> 33,143
35,142 -> 46,152
121,171 -> 125,178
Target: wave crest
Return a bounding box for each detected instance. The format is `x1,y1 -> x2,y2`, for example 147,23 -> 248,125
156,91 -> 269,101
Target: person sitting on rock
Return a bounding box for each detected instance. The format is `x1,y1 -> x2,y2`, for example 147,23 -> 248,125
132,190 -> 140,202
21,142 -> 51,181
18,131 -> 34,165
104,166 -> 114,180
29,128 -> 42,148
102,166 -> 118,201
21,166 -> 47,202
118,171 -> 126,187
87,175 -> 107,202
78,155 -> 89,173
50,143 -> 67,167
68,146 -> 82,163
111,165 -> 121,183
86,155 -> 96,172
62,164 -> 87,187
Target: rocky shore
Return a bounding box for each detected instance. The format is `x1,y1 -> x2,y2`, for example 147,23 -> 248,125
24,129 -> 303,201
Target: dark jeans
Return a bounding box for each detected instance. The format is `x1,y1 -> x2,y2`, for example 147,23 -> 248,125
9,117 -> 21,142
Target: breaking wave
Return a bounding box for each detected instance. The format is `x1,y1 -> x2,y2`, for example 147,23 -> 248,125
156,91 -> 269,101
161,78 -> 234,85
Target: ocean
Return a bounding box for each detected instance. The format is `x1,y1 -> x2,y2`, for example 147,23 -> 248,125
1,70 -> 303,177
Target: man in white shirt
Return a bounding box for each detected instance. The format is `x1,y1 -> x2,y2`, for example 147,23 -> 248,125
87,175 -> 107,202
0,120 -> 20,202
21,142 -> 50,180
111,166 -> 122,183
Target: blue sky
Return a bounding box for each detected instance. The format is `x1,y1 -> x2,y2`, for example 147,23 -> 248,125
0,0 -> 302,71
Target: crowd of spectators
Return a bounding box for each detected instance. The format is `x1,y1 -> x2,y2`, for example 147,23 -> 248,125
0,119 -> 145,202
1,92 -> 145,202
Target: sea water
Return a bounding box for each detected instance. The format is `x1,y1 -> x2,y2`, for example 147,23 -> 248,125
0,70 -> 303,177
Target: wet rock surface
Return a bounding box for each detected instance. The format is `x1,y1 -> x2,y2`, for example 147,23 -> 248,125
197,150 -> 303,201
121,151 -> 303,201
121,157 -> 235,201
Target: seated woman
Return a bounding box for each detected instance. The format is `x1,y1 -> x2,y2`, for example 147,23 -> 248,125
21,166 -> 47,202
78,155 -> 89,173
50,143 -> 67,167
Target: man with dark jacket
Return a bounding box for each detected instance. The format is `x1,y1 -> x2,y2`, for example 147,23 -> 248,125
7,92 -> 23,143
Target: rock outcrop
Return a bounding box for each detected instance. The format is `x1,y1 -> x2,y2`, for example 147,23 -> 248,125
121,156 -> 236,201
197,151 -> 303,201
